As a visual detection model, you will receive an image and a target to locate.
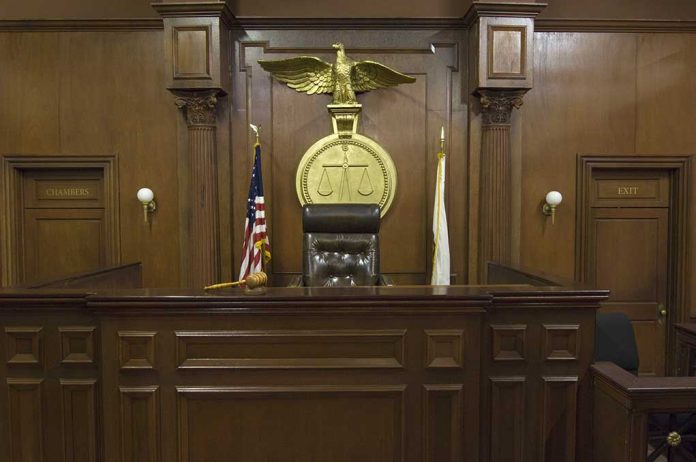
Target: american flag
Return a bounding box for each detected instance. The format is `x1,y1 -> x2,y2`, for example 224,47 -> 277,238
238,142 -> 271,280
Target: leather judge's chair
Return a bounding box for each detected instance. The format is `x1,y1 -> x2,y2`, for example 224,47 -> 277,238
293,204 -> 392,287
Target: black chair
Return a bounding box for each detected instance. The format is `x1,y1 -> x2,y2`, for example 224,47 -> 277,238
291,204 -> 392,287
595,311 -> 640,375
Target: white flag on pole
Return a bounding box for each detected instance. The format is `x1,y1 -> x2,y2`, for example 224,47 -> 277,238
431,127 -> 450,285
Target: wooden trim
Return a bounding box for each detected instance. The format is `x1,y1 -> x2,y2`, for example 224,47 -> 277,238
536,18 -> 696,33
0,155 -> 121,287
0,19 -> 163,31
234,17 -> 464,30
576,155 -> 691,374
1,17 -> 695,34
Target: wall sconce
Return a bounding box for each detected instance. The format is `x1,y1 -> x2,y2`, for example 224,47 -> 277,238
542,191 -> 563,224
136,187 -> 157,224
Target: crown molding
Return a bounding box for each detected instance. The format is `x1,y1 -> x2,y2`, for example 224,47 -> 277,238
233,17 -> 463,30
0,19 -> 163,32
463,2 -> 548,27
151,2 -> 235,26
536,18 -> 696,33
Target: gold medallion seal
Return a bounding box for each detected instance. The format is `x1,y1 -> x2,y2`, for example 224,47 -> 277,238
296,133 -> 397,216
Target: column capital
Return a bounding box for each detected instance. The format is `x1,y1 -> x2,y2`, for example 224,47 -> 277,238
173,90 -> 220,126
478,90 -> 525,125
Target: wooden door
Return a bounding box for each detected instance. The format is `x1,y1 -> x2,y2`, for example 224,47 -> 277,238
20,169 -> 110,284
589,207 -> 669,375
581,167 -> 673,376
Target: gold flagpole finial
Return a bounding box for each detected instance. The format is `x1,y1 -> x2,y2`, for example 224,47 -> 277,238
250,123 -> 260,145
439,126 -> 445,158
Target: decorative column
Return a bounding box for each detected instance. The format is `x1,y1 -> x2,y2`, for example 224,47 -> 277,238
174,90 -> 221,287
153,2 -> 232,287
464,2 -> 544,281
478,90 -> 523,276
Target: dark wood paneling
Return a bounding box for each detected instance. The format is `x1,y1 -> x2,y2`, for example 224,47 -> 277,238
118,331 -> 157,370
520,32 -> 637,279
424,330 -> 463,368
0,31 -> 180,287
490,324 -> 526,361
59,327 -> 96,365
540,376 -> 578,462
176,385 -> 405,462
7,378 -> 44,462
5,326 -> 43,367
175,329 -> 405,369
489,376 -> 526,461
119,386 -> 159,462
233,34 -> 465,285
60,379 -> 97,462
423,385 -> 463,462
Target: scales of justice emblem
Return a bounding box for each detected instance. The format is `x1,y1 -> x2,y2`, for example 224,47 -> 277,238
259,43 -> 416,216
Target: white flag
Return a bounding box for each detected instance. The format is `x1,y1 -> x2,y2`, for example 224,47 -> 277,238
431,135 -> 450,285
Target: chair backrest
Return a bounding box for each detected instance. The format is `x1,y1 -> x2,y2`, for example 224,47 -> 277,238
302,204 -> 381,287
595,311 -> 640,374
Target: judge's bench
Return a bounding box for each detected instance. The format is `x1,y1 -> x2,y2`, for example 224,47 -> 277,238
0,262 -> 610,462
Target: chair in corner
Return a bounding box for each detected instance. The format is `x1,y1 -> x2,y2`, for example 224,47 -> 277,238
593,311 -> 696,462
289,204 -> 392,287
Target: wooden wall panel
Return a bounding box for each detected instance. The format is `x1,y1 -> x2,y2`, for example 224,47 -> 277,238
60,379 -> 97,462
176,385 -> 405,462
233,33 -> 465,284
520,33 -> 637,279
521,32 -> 696,322
7,378 -> 44,462
0,31 -> 180,287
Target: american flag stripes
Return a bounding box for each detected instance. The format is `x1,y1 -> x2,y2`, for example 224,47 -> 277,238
238,142 -> 271,280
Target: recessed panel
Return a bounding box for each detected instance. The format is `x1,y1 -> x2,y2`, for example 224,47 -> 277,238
425,330 -> 463,368
491,324 -> 526,361
543,324 -> 579,361
118,331 -> 157,370
120,386 -> 159,462
173,26 -> 211,80
541,377 -> 578,462
490,377 -> 525,462
177,385 -> 405,462
61,379 -> 97,462
8,378 -> 44,462
488,25 -> 526,79
423,385 -> 463,462
5,326 -> 43,366
176,329 -> 405,369
59,326 -> 96,365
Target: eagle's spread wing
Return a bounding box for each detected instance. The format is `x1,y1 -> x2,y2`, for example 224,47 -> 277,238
351,61 -> 416,93
257,57 -> 333,95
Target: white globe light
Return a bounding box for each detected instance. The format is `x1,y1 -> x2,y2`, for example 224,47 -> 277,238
137,187 -> 154,204
545,190 -> 562,206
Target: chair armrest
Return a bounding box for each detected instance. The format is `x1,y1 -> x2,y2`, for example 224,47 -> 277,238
287,275 -> 303,287
379,275 -> 393,286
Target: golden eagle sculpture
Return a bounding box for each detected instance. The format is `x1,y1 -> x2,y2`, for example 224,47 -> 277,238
258,42 -> 416,105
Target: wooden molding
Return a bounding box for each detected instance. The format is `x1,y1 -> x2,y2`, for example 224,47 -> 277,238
235,17 -> 464,29
0,19 -> 163,31
175,329 -> 406,369
536,18 -> 696,33
463,2 -> 547,27
152,2 -> 235,27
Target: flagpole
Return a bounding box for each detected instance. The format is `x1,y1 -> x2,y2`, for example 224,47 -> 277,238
250,124 -> 267,273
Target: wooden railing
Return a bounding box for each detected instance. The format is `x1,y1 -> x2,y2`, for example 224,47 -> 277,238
20,262 -> 142,289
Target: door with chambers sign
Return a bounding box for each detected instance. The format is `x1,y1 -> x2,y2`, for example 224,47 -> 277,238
578,162 -> 682,376
20,168 -> 111,284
